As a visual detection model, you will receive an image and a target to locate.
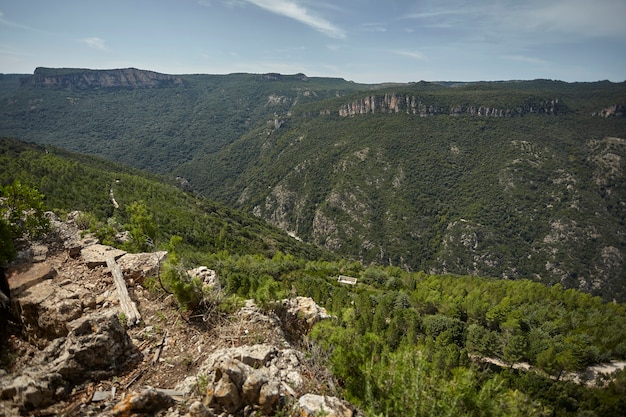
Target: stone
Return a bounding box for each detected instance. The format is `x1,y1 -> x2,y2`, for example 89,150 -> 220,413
111,388 -> 175,416
40,311 -> 133,383
117,251 -> 167,281
188,266 -> 219,288
298,394 -> 354,417
278,297 -> 333,339
16,280 -> 85,341
0,371 -> 62,410
81,244 -> 126,268
31,244 -> 49,263
7,262 -> 57,297
241,371 -> 267,405
196,344 -> 303,415
205,371 -> 241,413
230,344 -> 277,368
257,379 -> 280,415
186,400 -> 214,417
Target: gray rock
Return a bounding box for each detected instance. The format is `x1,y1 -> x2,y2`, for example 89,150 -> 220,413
16,279 -> 84,342
186,401 -> 214,417
195,344 -> 303,415
117,251 -> 167,281
298,394 -> 354,417
112,388 -> 175,416
81,244 -> 126,268
277,296 -> 333,340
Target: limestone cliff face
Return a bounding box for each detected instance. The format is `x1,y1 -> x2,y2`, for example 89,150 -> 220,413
21,67 -> 184,90
593,104 -> 626,117
338,93 -> 564,117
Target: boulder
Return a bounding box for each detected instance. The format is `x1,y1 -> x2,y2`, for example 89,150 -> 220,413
16,279 -> 85,342
188,266 -> 219,289
298,394 -> 355,417
7,262 -> 57,297
45,211 -> 98,256
277,296 -> 333,339
81,244 -> 127,268
117,251 -> 167,281
111,388 -> 175,416
194,344 -> 303,415
39,310 -> 134,383
0,311 -> 134,410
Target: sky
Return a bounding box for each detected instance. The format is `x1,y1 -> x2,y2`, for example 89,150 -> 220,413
1,0 -> 625,83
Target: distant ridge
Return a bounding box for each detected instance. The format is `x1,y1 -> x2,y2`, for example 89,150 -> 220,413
21,67 -> 184,90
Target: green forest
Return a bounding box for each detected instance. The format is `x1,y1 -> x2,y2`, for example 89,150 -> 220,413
1,72 -> 624,301
1,138 -> 626,416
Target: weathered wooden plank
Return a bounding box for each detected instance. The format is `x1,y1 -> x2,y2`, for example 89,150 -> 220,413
106,257 -> 141,326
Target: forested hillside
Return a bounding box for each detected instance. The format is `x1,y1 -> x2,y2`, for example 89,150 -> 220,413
0,68 -> 365,172
1,69 -> 625,301
1,137 -> 626,416
0,137 -> 327,262
183,80 -> 626,302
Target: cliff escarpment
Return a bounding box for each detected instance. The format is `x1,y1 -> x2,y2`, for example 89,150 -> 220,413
338,93 -> 565,117
21,67 -> 184,90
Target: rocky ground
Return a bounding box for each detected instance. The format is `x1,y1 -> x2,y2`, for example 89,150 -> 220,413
0,213 -> 356,417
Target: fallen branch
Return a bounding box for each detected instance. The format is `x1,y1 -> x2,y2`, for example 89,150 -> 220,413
106,257 -> 141,326
152,332 -> 167,365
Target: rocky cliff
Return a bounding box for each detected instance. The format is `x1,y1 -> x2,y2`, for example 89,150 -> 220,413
338,93 -> 564,117
593,104 -> 626,117
21,67 -> 184,90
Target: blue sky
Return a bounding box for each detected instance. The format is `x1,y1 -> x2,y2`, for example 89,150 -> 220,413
1,0 -> 625,83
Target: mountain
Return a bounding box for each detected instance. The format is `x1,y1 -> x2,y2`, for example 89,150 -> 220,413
1,69 -> 625,301
0,68 -> 366,173
199,81 -> 626,301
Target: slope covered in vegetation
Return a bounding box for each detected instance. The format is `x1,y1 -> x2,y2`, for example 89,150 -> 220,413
0,137 -> 327,261
1,71 -> 625,302
1,137 -> 626,416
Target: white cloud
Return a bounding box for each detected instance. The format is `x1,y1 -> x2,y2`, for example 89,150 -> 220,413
243,0 -> 345,39
503,55 -> 548,65
392,49 -> 427,60
0,11 -> 33,30
401,0 -> 626,39
81,37 -> 107,50
522,0 -> 626,38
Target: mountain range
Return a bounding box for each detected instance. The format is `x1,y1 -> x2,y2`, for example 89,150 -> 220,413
1,67 -> 625,301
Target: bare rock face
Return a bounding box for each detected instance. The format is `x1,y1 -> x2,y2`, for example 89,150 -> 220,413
191,344 -> 303,415
298,394 -> 355,417
111,388 -> 175,416
277,296 -> 333,339
23,67 -> 184,90
18,280 -> 85,342
0,311 -> 134,410
81,244 -> 127,268
117,251 -> 167,281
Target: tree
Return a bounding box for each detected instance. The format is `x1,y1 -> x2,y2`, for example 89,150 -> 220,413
124,201 -> 156,252
0,181 -> 49,266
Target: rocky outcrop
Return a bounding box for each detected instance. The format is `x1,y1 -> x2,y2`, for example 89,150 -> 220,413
299,394 -> 356,417
186,344 -> 303,415
260,72 -> 309,82
0,311 -> 134,410
276,296 -> 333,339
21,67 -> 184,90
1,212 -> 357,416
338,94 -> 564,117
593,104 -> 626,117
